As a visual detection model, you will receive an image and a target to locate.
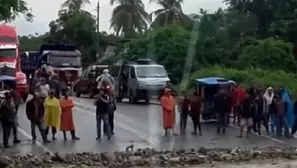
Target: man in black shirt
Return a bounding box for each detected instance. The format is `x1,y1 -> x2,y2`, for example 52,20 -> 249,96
213,87 -> 232,135
0,91 -> 16,148
94,88 -> 111,140
238,93 -> 253,138
253,89 -> 269,135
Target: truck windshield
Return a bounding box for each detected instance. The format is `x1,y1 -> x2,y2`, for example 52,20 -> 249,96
0,49 -> 16,57
48,55 -> 81,66
136,66 -> 168,78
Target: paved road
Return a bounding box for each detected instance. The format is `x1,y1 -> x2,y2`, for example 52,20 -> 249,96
2,96 -> 297,155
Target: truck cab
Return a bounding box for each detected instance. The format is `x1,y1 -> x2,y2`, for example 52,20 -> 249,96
115,59 -> 170,104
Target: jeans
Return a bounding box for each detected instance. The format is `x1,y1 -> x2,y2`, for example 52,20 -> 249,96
180,111 -> 188,133
291,117 -> 297,135
276,115 -> 289,137
216,113 -> 228,134
191,113 -> 201,133
1,121 -> 13,147
96,113 -> 111,138
31,120 -> 46,140
254,114 -> 270,135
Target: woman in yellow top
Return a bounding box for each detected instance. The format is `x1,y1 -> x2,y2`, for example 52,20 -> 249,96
44,89 -> 61,140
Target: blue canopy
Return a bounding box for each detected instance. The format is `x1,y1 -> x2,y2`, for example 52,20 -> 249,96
0,76 -> 16,81
196,77 -> 235,85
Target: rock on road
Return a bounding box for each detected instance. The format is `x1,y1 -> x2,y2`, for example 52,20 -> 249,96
2,96 -> 297,155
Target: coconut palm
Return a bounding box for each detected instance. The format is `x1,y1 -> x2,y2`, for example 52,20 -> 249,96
149,0 -> 191,28
61,0 -> 90,12
110,0 -> 150,37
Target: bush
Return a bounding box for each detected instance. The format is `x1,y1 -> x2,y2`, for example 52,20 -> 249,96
180,66 -> 297,97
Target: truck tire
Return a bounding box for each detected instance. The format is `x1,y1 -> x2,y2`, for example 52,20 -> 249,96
75,88 -> 81,97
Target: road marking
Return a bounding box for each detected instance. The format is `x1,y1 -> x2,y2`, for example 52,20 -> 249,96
74,107 -> 160,147
17,127 -> 53,154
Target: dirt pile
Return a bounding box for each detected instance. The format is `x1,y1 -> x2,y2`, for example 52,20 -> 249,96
1,147 -> 297,168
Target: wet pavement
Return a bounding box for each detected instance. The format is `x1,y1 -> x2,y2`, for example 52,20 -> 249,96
2,96 -> 297,155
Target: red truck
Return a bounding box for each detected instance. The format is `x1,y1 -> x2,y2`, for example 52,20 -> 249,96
0,24 -> 29,100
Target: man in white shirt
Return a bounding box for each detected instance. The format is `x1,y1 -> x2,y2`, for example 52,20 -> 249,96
96,69 -> 115,90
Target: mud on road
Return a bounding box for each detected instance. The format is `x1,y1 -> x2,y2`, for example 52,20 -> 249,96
1,147 -> 297,168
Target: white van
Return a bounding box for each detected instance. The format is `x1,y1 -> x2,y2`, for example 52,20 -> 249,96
114,59 -> 169,104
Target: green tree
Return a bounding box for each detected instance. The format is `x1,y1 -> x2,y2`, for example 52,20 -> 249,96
124,26 -> 192,83
61,0 -> 90,12
46,0 -> 98,65
149,0 -> 192,28
110,0 -> 150,37
238,38 -> 297,72
0,0 -> 33,22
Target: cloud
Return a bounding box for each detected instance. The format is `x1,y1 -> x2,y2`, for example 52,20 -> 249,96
12,0 -> 225,36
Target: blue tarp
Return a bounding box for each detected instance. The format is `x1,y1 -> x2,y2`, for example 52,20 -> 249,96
196,77 -> 236,85
282,88 -> 294,128
0,76 -> 15,81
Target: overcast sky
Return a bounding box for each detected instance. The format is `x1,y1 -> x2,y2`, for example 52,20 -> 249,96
11,0 -> 226,36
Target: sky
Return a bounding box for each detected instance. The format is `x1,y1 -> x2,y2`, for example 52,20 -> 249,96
11,0 -> 226,36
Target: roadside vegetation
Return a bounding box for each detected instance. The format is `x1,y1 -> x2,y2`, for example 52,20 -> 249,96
2,0 -> 297,95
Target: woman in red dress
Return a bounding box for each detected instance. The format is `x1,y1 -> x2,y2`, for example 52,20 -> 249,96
60,91 -> 80,140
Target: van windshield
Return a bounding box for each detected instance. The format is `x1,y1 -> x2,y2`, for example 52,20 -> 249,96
136,66 -> 168,78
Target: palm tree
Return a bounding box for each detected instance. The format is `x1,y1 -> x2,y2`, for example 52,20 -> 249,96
61,0 -> 90,12
110,0 -> 150,37
149,0 -> 191,28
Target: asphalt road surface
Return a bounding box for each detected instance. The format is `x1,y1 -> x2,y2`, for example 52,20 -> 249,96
1,96 -> 297,155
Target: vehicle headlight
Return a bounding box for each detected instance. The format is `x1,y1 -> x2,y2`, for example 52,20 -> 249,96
138,83 -> 145,88
17,78 -> 27,85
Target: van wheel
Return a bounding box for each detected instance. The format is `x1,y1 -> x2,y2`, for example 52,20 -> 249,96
144,97 -> 150,104
128,90 -> 136,103
116,97 -> 122,102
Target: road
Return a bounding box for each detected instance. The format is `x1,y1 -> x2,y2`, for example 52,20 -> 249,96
1,96 -> 297,155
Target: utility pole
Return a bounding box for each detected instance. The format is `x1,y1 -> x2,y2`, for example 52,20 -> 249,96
96,0 -> 100,59
96,0 -> 100,33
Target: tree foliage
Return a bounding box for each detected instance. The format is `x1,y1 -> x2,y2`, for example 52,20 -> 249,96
0,0 -> 33,22
17,0 -> 297,88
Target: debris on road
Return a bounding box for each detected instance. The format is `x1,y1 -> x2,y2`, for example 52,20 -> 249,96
1,147 -> 297,167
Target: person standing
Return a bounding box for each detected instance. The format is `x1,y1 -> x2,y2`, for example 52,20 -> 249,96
253,89 -> 269,135
290,99 -> 297,136
0,91 -> 16,148
213,87 -> 232,135
108,91 -> 116,135
44,89 -> 61,140
160,88 -> 176,136
26,92 -> 50,143
9,87 -> 21,144
179,91 -> 191,134
231,84 -> 246,125
60,91 -> 79,140
190,91 -> 202,135
237,93 -> 253,138
94,88 -> 111,140
272,92 -> 289,137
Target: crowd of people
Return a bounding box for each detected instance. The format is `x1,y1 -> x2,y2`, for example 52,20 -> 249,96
160,82 -> 297,139
0,68 -> 117,148
2,66 -> 297,148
